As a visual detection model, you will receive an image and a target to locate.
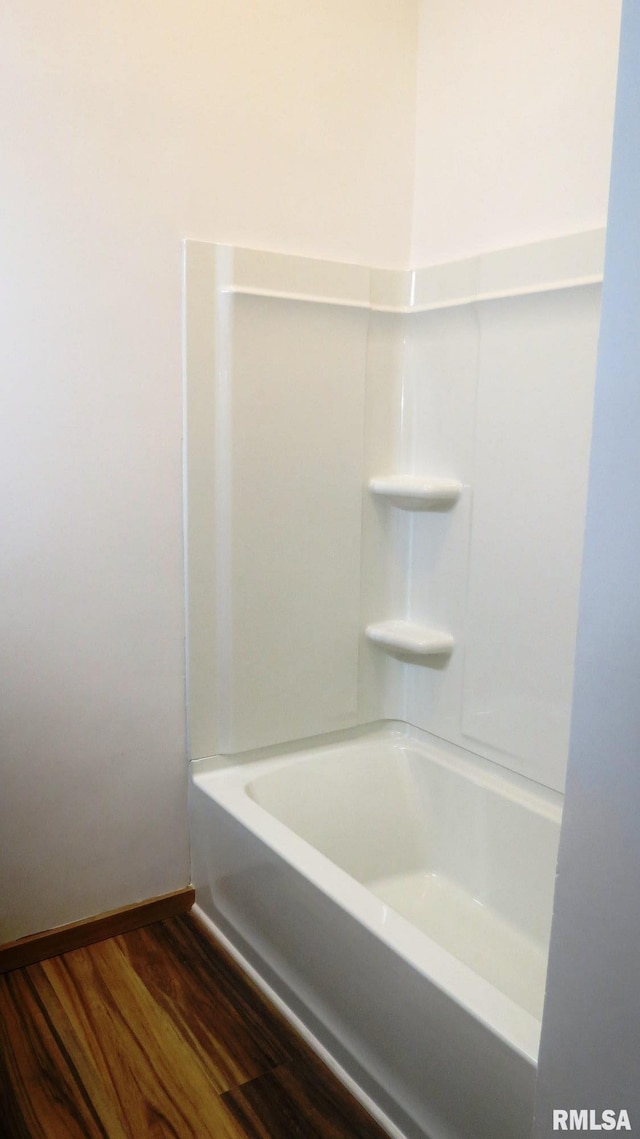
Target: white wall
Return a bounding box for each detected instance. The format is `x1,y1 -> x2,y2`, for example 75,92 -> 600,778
0,0 -> 623,943
0,0 -> 419,941
411,0 -> 622,265
533,1 -> 640,1128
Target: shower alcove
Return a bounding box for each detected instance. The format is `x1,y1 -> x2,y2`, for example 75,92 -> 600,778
184,233 -> 604,1139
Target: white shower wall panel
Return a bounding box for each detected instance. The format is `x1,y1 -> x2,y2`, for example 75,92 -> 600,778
461,287 -> 601,786
184,242 -> 375,758
404,285 -> 601,791
357,312 -> 411,726
226,295 -> 369,753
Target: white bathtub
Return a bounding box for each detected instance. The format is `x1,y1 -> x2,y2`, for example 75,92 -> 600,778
190,724 -> 561,1139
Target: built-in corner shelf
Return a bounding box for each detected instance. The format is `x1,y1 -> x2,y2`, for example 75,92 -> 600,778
368,475 -> 462,509
366,620 -> 454,658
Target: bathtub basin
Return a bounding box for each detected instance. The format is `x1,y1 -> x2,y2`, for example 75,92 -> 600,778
190,724 -> 561,1139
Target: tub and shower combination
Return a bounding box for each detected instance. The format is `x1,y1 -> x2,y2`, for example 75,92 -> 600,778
184,237 -> 601,1138
191,724 -> 561,1139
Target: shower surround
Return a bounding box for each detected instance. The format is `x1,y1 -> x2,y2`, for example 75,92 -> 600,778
184,233 -> 603,1139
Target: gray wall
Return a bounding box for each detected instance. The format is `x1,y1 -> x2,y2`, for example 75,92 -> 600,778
533,2 -> 640,1132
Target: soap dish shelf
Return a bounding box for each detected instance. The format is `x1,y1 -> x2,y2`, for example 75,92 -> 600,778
365,620 -> 454,658
368,475 -> 462,509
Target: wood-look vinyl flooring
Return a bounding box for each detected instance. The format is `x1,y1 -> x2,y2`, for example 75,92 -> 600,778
0,912 -> 389,1139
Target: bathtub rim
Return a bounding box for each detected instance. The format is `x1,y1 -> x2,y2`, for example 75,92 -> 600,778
191,721 -> 562,1065
193,719 -> 562,812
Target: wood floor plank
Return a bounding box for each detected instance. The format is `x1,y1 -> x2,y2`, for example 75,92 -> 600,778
221,1056 -> 390,1139
116,914 -> 292,1090
35,939 -> 248,1138
0,968 -> 110,1139
1,915 -> 392,1139
26,962 -> 133,1139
